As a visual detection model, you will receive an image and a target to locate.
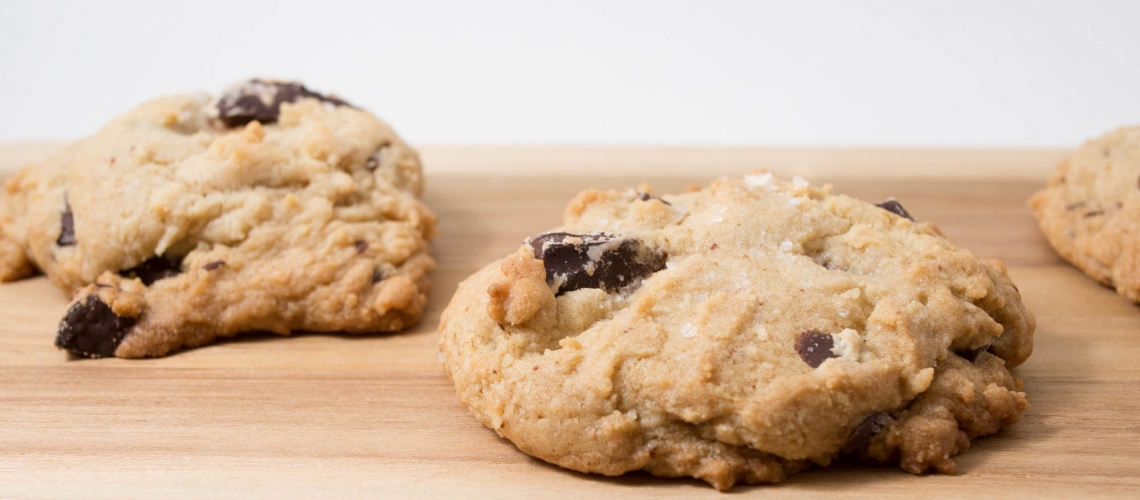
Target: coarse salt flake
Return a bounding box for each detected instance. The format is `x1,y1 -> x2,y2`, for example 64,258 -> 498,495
681,323 -> 698,338
744,172 -> 773,188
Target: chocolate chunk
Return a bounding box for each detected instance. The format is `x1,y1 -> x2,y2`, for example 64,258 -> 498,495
55,295 -> 136,358
956,345 -> 990,362
57,201 -> 76,246
371,268 -> 384,284
214,79 -> 351,127
874,199 -> 915,221
202,260 -> 225,271
795,330 -> 836,368
365,146 -> 388,171
120,256 -> 182,285
636,191 -> 671,205
355,240 -> 369,254
843,412 -> 892,453
528,232 -> 666,296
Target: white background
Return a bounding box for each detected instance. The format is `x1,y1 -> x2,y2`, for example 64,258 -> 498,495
1,0 -> 1138,147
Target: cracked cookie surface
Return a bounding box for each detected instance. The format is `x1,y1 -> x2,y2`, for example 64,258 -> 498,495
1029,125 -> 1140,302
439,174 -> 1033,490
0,79 -> 436,357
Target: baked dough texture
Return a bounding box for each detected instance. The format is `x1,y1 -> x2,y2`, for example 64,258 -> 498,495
0,79 -> 436,357
440,174 -> 1033,490
1029,125 -> 1140,302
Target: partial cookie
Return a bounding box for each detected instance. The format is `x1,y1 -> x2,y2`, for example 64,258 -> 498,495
440,174 -> 1033,490
1029,126 -> 1140,302
0,79 -> 436,357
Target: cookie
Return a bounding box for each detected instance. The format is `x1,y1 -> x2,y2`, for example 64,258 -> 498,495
0,79 -> 436,357
1029,126 -> 1140,302
439,174 -> 1034,490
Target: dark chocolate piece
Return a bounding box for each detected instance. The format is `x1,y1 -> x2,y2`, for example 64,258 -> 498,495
365,146 -> 388,171
214,79 -> 351,127
120,256 -> 182,285
528,232 -> 666,296
795,330 -> 836,368
371,268 -> 384,284
636,191 -> 671,205
355,240 -> 369,254
202,260 -> 225,271
55,295 -> 136,358
956,344 -> 990,362
57,201 -> 76,246
874,199 -> 915,221
843,412 -> 892,453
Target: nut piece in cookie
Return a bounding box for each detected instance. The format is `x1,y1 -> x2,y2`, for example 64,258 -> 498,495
1029,125 -> 1140,302
0,79 -> 436,358
440,173 -> 1034,490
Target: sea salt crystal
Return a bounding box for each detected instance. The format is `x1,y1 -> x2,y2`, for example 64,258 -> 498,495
787,197 -> 803,207
710,215 -> 723,222
792,176 -> 810,189
779,240 -> 795,253
744,172 -> 773,188
681,323 -> 698,338
837,308 -> 849,318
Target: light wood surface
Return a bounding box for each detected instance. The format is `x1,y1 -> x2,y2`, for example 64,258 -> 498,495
2,144 -> 1138,499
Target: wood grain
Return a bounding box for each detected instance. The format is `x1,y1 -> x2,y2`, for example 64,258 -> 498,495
1,144 -> 1137,499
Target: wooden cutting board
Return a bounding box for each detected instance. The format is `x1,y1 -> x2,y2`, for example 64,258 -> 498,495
2,145 -> 1138,499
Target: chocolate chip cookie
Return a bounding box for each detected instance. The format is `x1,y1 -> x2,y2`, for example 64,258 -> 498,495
439,174 -> 1034,490
0,79 -> 436,357
1029,125 -> 1140,302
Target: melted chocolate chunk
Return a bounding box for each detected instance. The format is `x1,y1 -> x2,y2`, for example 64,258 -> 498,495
355,240 -> 369,254
636,191 -> 671,205
120,256 -> 183,285
843,412 -> 892,453
874,199 -> 915,221
55,295 -> 136,358
57,201 -> 76,246
956,344 -> 990,362
795,330 -> 836,368
371,268 -> 385,284
365,146 -> 388,171
214,79 -> 351,127
202,260 -> 225,271
528,232 -> 666,296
